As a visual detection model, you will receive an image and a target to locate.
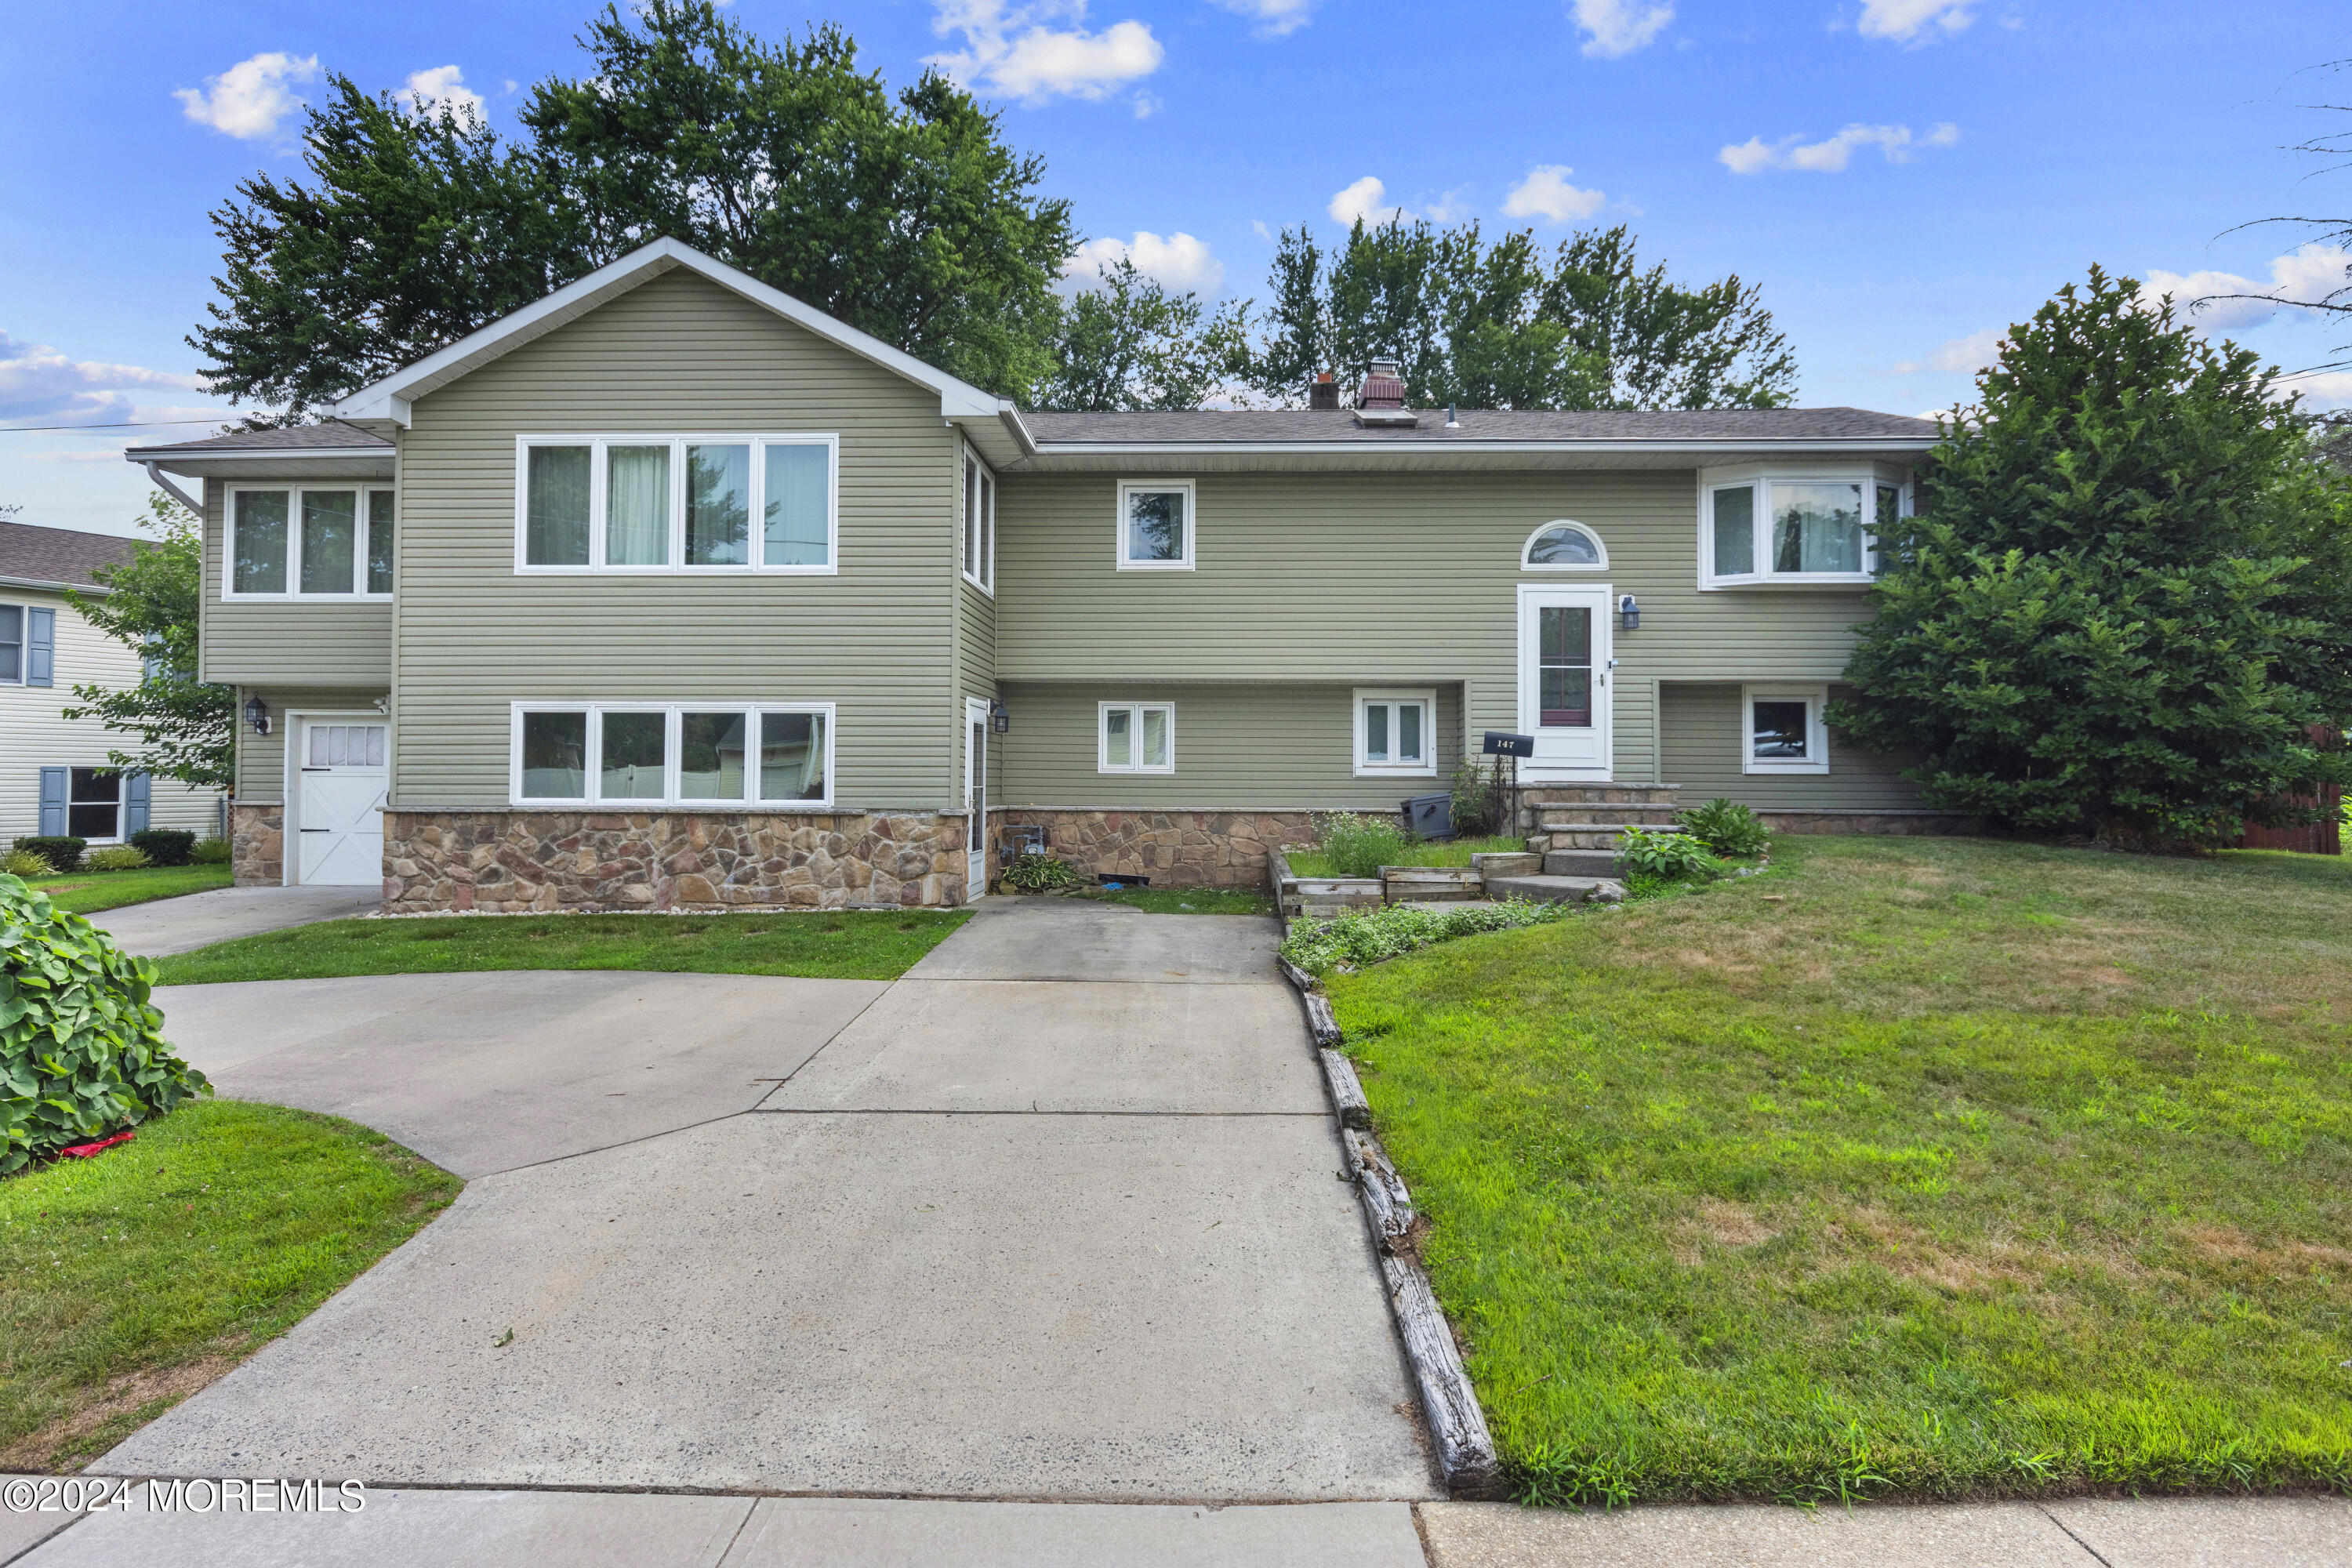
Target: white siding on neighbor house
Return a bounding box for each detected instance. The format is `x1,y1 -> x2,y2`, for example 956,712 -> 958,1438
1,585 -> 223,844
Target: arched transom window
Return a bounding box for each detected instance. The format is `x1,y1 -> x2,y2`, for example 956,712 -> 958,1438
1522,521 -> 1607,570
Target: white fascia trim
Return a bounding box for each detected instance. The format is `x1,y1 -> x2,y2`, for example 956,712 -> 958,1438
132,449 -> 391,467
1026,438 -> 1940,458
0,575 -> 108,596
333,238 -> 1000,426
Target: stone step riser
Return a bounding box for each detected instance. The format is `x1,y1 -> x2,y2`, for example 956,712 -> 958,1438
1545,827 -> 1690,851
1538,806 -> 1682,827
1518,787 -> 1682,806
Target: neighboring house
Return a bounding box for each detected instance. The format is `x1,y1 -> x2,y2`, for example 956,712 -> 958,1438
125,238 -> 1951,911
0,521 -> 223,850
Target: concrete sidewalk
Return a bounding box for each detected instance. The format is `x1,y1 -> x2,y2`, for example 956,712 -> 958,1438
92,884 -> 378,956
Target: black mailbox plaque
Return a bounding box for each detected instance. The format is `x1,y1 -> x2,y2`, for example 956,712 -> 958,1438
1483,731 -> 1535,758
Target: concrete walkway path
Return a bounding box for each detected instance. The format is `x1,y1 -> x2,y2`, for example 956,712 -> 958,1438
97,900 -> 1432,1503
91,884 -> 377,957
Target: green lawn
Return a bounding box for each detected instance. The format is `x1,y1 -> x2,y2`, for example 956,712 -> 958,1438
1287,835 -> 1526,878
31,864 -> 232,916
153,908 -> 971,985
0,1100 -> 458,1472
1325,837 -> 2352,1505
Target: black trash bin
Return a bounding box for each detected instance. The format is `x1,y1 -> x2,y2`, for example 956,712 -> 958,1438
1401,793 -> 1454,840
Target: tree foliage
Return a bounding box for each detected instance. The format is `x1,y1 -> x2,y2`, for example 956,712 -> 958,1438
1034,260 -> 1250,411
193,2 -> 1074,417
61,495 -> 237,791
1241,220 -> 1795,410
1831,268 -> 2352,845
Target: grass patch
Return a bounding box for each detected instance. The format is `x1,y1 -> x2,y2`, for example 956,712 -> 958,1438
1324,837 -> 2352,1504
1070,886 -> 1274,916
31,865 -> 232,916
1287,835 -> 1526,878
0,1100 -> 458,1471
152,909 -> 971,986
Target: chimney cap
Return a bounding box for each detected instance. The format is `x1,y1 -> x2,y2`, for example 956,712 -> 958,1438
1359,361 -> 1407,412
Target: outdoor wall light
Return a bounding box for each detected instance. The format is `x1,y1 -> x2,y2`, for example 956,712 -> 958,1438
1620,594 -> 1641,632
989,700 -> 1011,735
243,695 -> 270,735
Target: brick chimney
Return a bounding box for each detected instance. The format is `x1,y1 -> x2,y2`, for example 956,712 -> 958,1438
1306,370 -> 1341,411
1359,360 -> 1406,411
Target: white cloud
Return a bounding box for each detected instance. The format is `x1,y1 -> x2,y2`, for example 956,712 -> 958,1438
1424,189 -> 1474,224
1894,327 -> 2005,375
173,51 -> 320,140
2143,245 -> 2352,329
1062,231 -> 1225,294
394,65 -> 485,121
0,332 -> 210,429
1502,165 -> 1606,223
927,0 -> 1163,106
2280,370 -> 2352,410
1251,219 -> 1276,241
1573,0 -> 1673,58
1328,176 -> 1406,227
1857,0 -> 1973,45
1720,122 -> 1958,174
1214,0 -> 1317,36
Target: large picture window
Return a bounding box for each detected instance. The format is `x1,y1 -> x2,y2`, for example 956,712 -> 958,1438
1098,702 -> 1174,774
1355,689 -> 1436,776
515,435 -> 839,574
1116,481 -> 1194,571
227,486 -> 394,599
510,702 -> 834,806
1700,470 -> 1902,587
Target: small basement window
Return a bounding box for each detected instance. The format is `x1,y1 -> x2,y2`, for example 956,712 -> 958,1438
1099,702 -> 1174,773
1702,470 -> 1904,587
1355,689 -> 1436,776
1742,685 -> 1829,775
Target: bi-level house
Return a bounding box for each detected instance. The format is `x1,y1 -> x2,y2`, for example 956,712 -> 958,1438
127,239 -> 1949,912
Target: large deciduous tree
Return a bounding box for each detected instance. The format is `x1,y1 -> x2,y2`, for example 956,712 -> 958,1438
1831,267 -> 2352,846
1034,260 -> 1251,412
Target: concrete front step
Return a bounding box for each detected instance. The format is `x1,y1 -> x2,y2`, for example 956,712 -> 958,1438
1486,874 -> 1626,905
1544,848 -> 1623,877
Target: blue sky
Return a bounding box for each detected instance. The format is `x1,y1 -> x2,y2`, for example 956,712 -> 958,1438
4,0 -> 2348,535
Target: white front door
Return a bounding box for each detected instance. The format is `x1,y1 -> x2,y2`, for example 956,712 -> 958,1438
1517,584 -> 1614,780
964,699 -> 990,899
296,720 -> 387,886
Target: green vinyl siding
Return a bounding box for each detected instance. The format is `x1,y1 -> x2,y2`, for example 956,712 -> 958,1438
1660,682 -> 1925,810
992,469 -> 1901,784
231,686 -> 389,801
200,479 -> 393,688
389,268 -> 960,808
996,681 -> 1462,810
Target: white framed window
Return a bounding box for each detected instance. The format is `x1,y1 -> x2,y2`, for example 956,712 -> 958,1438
67,767 -> 125,842
1355,688 -> 1436,776
1098,701 -> 1174,774
1741,684 -> 1830,775
0,604 -> 21,683
509,702 -> 835,806
1699,468 -> 1905,588
225,485 -> 396,600
1519,520 -> 1608,571
514,434 -> 839,575
1115,480 -> 1194,571
963,448 -> 996,593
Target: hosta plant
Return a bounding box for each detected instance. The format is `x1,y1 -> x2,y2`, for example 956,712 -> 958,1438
1615,826 -> 1726,882
1,874 -> 209,1173
1676,797 -> 1770,859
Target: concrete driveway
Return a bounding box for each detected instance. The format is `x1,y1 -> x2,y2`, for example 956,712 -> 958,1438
93,884 -> 379,957
103,901 -> 1435,1503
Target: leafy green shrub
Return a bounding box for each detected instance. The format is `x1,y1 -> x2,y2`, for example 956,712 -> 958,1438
1677,798 -> 1769,859
1,874 -> 211,1173
1281,898 -> 1576,975
1450,759 -> 1507,838
82,847 -> 152,873
999,853 -> 1085,893
13,838 -> 84,875
1311,812 -> 1417,879
1615,826 -> 1726,881
2,851 -> 54,880
129,829 -> 197,867
189,837 -> 232,866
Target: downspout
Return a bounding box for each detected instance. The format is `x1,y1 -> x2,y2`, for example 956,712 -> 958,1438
143,463 -> 203,515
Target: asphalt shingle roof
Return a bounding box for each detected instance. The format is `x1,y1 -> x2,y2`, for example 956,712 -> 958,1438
1018,407 -> 1944,444
0,521 -> 136,589
126,419 -> 394,458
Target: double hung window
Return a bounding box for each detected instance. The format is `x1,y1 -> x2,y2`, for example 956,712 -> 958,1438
1701,470 -> 1903,587
1356,690 -> 1436,775
512,702 -> 834,805
517,435 -> 838,573
227,487 -> 395,598
0,605 -> 20,682
1741,685 -> 1830,774
1098,702 -> 1174,773
964,451 -> 996,591
1116,481 -> 1193,571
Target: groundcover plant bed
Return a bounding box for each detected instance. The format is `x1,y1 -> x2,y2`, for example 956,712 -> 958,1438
1323,837 -> 2352,1504
1282,898 -> 1575,975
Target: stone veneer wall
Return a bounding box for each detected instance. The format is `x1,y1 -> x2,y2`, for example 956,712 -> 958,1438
230,801 -> 284,887
985,810 -> 1321,890
383,810 -> 967,914
1755,810 -> 1980,836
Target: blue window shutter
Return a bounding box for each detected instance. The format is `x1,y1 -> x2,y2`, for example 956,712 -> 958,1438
38,768 -> 68,836
26,608 -> 55,687
125,771 -> 152,836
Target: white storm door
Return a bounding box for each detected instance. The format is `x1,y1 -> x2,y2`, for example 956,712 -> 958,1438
296,720 -> 387,886
964,699 -> 989,899
1517,584 -> 1613,779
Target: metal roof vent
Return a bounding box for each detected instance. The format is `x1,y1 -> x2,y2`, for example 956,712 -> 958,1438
1353,360 -> 1418,427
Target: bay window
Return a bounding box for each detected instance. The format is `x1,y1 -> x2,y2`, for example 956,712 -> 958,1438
511,702 -> 834,805
1700,469 -> 1904,587
517,434 -> 838,573
228,486 -> 393,599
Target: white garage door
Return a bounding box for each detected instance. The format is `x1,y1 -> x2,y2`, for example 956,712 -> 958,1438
296,721 -> 387,887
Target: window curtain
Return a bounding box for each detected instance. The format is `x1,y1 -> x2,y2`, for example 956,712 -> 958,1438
526,448 -> 590,566
300,490 -> 358,593
607,446 -> 670,566
1771,483 -> 1864,573
234,491 -> 289,592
